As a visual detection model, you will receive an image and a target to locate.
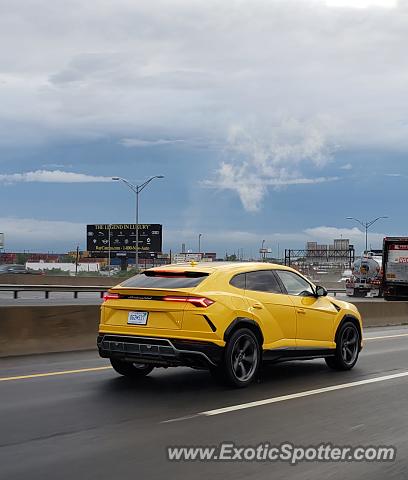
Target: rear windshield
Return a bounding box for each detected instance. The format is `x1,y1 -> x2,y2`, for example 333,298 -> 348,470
121,271 -> 209,289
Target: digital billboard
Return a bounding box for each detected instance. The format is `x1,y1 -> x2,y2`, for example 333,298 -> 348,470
87,224 -> 162,256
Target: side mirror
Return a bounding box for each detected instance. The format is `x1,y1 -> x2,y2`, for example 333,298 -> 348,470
315,286 -> 328,297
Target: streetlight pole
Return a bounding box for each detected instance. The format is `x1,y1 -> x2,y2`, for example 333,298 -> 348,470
198,233 -> 202,256
108,223 -> 111,276
346,216 -> 388,254
261,239 -> 266,262
112,175 -> 164,271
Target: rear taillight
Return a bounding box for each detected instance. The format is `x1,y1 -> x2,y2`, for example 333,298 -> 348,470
103,293 -> 120,302
163,296 -> 214,308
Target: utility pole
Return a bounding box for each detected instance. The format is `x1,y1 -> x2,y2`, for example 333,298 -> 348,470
75,246 -> 79,276
108,224 -> 111,276
198,233 -> 202,256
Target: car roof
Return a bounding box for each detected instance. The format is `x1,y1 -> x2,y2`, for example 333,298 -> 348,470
148,262 -> 293,275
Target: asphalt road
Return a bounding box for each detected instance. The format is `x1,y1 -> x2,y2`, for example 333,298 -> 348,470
1,326 -> 408,479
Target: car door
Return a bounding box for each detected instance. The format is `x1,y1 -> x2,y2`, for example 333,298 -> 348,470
275,270 -> 337,349
241,270 -> 297,350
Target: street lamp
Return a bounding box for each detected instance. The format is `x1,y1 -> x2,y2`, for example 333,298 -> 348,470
108,223 -> 111,276
261,239 -> 266,262
112,175 -> 164,271
198,233 -> 202,255
346,216 -> 388,254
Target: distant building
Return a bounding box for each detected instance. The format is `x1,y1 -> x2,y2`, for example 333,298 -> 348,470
173,252 -> 216,263
306,242 -> 318,251
0,252 -> 62,264
305,239 -> 351,264
334,238 -> 350,251
26,262 -> 100,273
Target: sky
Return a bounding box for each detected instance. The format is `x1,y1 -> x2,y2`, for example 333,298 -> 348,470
0,0 -> 407,257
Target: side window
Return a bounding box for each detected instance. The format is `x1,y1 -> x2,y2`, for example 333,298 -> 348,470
276,270 -> 315,297
230,273 -> 246,289
245,270 -> 282,294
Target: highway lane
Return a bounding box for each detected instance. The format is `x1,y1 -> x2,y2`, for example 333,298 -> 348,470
1,326 -> 408,479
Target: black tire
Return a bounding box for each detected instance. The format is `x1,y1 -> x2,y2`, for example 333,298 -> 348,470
216,328 -> 261,388
110,359 -> 154,378
325,321 -> 361,371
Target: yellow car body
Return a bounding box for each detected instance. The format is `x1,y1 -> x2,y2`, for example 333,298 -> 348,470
98,262 -> 363,387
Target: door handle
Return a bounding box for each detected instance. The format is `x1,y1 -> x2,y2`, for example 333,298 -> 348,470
297,309 -> 306,315
252,303 -> 263,309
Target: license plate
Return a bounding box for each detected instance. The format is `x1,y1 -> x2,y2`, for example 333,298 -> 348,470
127,311 -> 148,325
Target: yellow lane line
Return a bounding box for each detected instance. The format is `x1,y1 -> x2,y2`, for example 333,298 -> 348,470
0,366 -> 112,382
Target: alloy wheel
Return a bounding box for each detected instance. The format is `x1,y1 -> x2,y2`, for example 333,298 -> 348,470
340,326 -> 359,366
231,334 -> 258,382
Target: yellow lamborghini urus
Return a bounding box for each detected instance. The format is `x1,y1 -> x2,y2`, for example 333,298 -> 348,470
98,263 -> 363,388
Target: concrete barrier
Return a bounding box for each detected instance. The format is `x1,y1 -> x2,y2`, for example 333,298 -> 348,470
352,301 -> 408,328
0,305 -> 100,357
0,301 -> 407,358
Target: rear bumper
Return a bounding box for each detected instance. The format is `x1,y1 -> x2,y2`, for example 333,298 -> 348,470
346,285 -> 380,296
97,334 -> 223,369
384,284 -> 408,299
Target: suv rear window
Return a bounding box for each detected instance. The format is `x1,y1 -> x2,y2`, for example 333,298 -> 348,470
121,271 -> 209,289
230,273 -> 246,289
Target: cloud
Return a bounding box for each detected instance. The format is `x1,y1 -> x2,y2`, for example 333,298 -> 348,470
325,0 -> 397,8
205,119 -> 338,211
0,170 -> 113,184
41,163 -> 73,168
120,138 -> 185,147
305,226 -> 366,242
0,217 -> 83,248
340,163 -> 353,170
0,0 -> 407,155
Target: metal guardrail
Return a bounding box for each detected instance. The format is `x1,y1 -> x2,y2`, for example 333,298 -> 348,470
0,284 -> 347,300
327,289 -> 346,297
0,284 -> 109,299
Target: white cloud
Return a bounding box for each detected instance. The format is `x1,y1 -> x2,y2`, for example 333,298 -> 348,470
0,170 -> 113,184
205,119 -> 338,211
325,0 -> 397,8
305,226 -> 364,242
120,138 -> 185,147
340,163 -> 353,170
0,217 -> 83,249
42,163 -> 73,168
